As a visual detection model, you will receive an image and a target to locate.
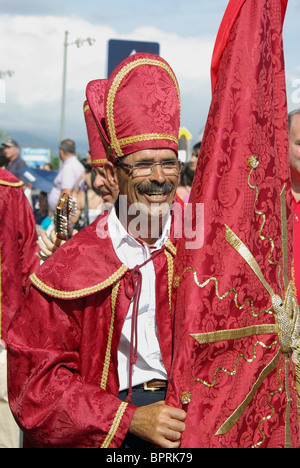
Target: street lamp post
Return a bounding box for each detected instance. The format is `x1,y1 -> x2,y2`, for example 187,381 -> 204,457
0,70 -> 15,104
60,31 -> 95,142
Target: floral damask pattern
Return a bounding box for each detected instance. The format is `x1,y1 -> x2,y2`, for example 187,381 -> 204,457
166,0 -> 298,448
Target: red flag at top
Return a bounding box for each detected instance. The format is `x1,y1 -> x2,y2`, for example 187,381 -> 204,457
167,0 -> 300,448
210,0 -> 288,93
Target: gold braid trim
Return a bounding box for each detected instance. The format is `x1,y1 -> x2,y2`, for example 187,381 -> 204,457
0,179 -> 23,187
191,324 -> 278,345
215,350 -> 282,436
101,401 -> 128,448
164,239 -> 177,256
91,159 -> 107,165
117,133 -> 178,148
164,249 -> 174,315
225,225 -> 275,298
100,280 -> 120,390
29,265 -> 128,299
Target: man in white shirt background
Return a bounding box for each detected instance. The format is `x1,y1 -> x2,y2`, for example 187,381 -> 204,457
48,139 -> 84,212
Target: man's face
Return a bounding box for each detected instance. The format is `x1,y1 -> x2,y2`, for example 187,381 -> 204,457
289,113 -> 300,180
93,166 -> 119,205
3,145 -> 18,162
116,148 -> 179,223
190,148 -> 199,172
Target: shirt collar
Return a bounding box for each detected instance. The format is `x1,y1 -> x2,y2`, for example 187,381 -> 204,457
108,203 -> 171,254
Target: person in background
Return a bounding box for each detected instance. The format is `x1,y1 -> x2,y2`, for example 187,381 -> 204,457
190,141 -> 201,172
176,142 -> 201,203
176,161 -> 195,203
47,139 -> 84,212
2,139 -> 27,178
0,147 -> 8,168
0,168 -> 40,448
36,105 -> 119,259
71,153 -> 103,230
37,191 -> 53,232
288,108 -> 300,303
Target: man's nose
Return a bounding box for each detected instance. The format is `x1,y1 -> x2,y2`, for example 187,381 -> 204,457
93,175 -> 104,189
149,162 -> 167,183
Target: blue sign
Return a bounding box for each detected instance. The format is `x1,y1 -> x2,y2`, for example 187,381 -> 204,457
21,147 -> 51,168
16,168 -> 57,193
107,39 -> 160,77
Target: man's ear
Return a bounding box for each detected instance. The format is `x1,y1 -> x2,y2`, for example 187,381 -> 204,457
104,161 -> 119,188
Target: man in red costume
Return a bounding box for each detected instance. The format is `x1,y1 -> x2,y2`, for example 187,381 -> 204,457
7,53 -> 186,448
166,0 -> 300,448
0,169 -> 39,447
83,100 -> 119,207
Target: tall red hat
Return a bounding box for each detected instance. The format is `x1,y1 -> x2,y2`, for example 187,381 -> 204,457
85,78 -> 109,167
83,100 -> 107,167
86,53 -> 181,162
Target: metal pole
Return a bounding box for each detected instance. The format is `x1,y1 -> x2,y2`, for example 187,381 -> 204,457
60,31 -> 69,143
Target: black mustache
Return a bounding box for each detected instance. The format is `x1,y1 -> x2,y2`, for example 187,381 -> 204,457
138,181 -> 174,195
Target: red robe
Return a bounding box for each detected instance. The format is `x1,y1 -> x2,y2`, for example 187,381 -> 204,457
0,168 -> 39,345
166,0 -> 300,448
7,211 -> 177,448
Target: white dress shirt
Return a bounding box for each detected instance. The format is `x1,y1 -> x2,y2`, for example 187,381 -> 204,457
48,156 -> 84,211
108,205 -> 169,391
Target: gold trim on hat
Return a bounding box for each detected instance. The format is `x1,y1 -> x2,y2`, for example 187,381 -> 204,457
91,159 -> 107,166
118,133 -> 179,148
106,57 -> 181,158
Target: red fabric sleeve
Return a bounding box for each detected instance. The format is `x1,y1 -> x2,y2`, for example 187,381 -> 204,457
16,188 -> 40,292
7,285 -> 136,448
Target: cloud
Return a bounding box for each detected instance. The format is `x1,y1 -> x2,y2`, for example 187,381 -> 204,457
0,15 -> 113,104
0,13 -> 214,151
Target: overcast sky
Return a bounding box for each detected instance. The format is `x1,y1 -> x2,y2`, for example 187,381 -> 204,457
0,0 -> 299,156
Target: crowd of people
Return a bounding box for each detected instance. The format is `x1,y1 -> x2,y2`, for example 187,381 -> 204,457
0,17 -> 300,448
0,132 -> 200,241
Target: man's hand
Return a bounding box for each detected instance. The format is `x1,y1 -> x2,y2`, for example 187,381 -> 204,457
37,230 -> 65,260
129,401 -> 186,448
36,227 -> 78,261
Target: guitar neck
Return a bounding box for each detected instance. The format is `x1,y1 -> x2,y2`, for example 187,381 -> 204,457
54,193 -> 77,240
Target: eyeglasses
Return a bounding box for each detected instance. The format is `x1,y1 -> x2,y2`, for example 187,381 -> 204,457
116,159 -> 182,178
